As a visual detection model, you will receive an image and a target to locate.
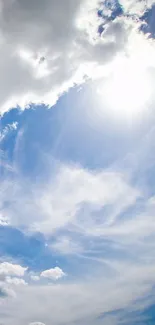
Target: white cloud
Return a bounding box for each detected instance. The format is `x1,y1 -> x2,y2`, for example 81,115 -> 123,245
0,0 -> 153,114
1,268 -> 155,325
0,141 -> 154,323
1,164 -> 140,235
29,323 -> 45,325
0,0 -> 103,113
30,275 -> 40,282
1,1 -> 155,323
0,122 -> 18,142
0,282 -> 16,298
0,213 -> 9,226
0,262 -> 27,277
40,267 -> 65,281
119,0 -> 155,15
0,265 -> 28,302
5,276 -> 27,286
83,194 -> 155,241
1,183 -> 155,324
51,236 -> 83,255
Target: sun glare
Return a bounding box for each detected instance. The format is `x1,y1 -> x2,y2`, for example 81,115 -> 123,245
100,57 -> 152,120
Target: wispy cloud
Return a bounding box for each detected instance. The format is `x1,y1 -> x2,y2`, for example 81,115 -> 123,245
0,156 -> 154,323
0,122 -> 18,143
0,163 -> 140,235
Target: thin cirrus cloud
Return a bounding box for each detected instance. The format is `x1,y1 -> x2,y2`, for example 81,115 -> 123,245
50,236 -> 84,255
0,122 -> 18,143
1,163 -> 140,235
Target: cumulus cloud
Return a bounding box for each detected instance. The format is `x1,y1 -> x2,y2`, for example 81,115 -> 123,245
0,282 -> 15,298
0,262 -> 27,277
5,276 -> 27,286
0,0 -> 103,113
0,263 -> 27,300
40,267 -> 65,280
0,0 -> 153,114
119,0 -> 155,15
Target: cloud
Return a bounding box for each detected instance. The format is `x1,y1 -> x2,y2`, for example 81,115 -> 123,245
0,122 -> 18,143
0,0 -> 153,114
0,213 -> 9,226
40,267 -> 65,280
29,323 -> 45,325
1,143 -> 155,324
119,0 -> 155,15
0,262 -> 28,301
0,283 -> 15,298
0,0 -> 107,113
1,163 -> 140,235
0,142 -> 154,324
0,172 -> 155,323
0,262 -> 27,277
5,276 -> 27,286
50,236 -> 83,255
30,275 -> 40,282
1,2 -> 155,324
1,270 -> 155,325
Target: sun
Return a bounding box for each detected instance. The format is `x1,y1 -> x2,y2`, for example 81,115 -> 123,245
99,57 -> 152,121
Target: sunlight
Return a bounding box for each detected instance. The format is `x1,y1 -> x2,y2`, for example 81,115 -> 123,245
101,57 -> 152,120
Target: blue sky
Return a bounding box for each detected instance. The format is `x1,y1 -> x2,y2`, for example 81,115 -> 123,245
1,1 -> 155,325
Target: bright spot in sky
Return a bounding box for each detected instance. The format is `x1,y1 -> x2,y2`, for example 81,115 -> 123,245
99,57 -> 152,120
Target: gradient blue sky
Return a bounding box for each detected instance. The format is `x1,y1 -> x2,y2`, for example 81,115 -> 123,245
1,1 -> 155,325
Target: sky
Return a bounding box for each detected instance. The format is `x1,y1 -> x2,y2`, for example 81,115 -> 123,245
1,0 -> 155,324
